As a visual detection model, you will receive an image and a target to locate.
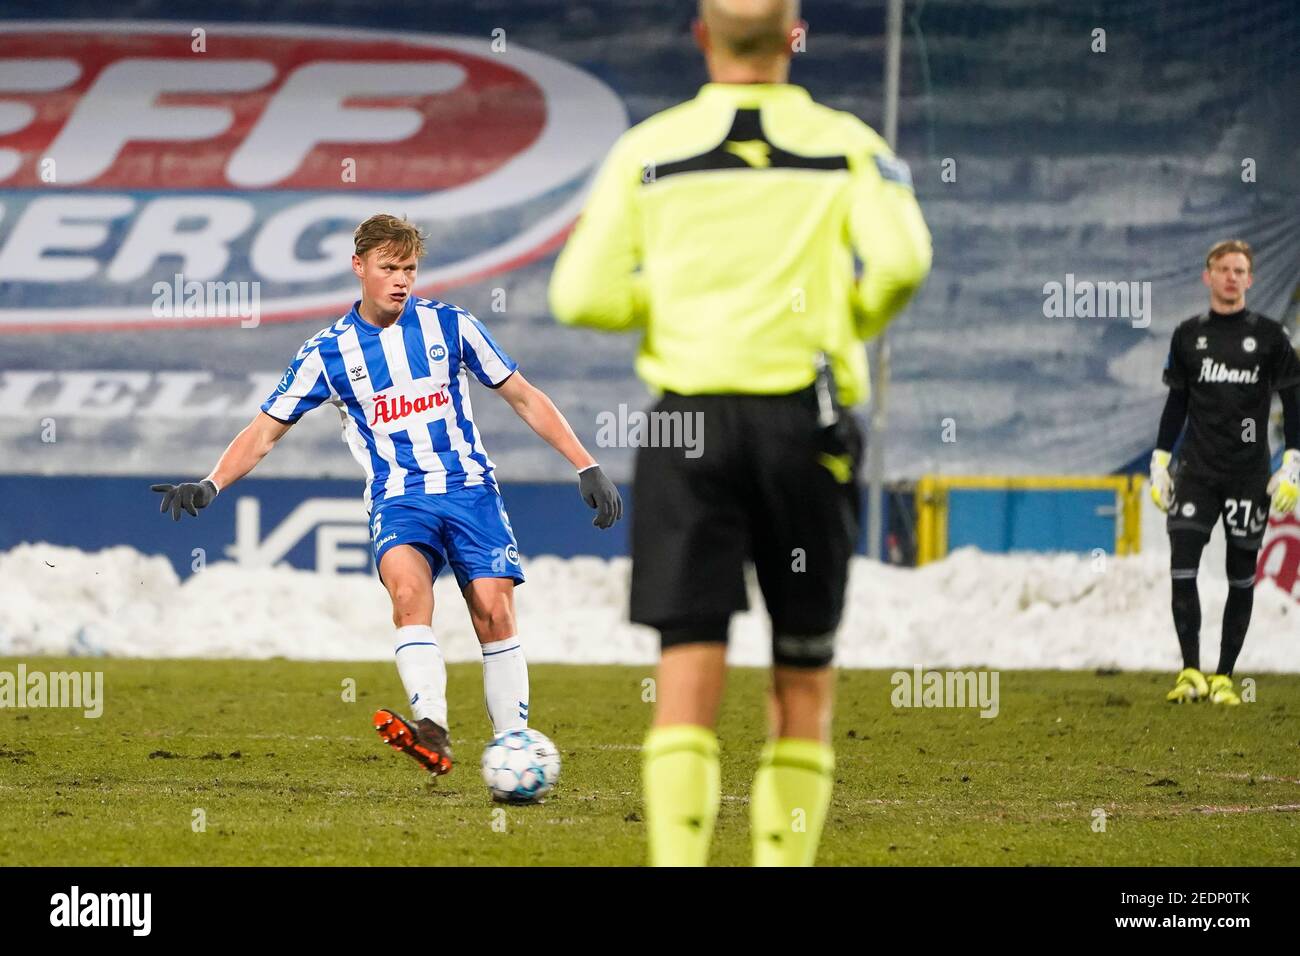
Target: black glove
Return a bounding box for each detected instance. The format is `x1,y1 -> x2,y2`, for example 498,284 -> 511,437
820,413 -> 865,470
578,464 -> 622,529
151,479 -> 220,521
812,352 -> 864,471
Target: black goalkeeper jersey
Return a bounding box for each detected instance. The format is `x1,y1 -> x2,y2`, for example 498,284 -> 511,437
1163,309 -> 1300,482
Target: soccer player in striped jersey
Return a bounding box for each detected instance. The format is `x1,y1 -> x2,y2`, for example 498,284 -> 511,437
152,214 -> 622,777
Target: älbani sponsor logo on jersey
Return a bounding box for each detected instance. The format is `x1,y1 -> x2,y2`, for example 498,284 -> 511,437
367,385 -> 452,428
0,20 -> 627,333
1198,358 -> 1260,384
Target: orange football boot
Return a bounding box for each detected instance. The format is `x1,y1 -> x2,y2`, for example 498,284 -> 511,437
373,709 -> 453,776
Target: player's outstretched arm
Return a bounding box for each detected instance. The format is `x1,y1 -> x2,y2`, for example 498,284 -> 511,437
151,412 -> 292,521
495,372 -> 622,528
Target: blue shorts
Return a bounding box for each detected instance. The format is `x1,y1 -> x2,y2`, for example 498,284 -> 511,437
370,484 -> 524,589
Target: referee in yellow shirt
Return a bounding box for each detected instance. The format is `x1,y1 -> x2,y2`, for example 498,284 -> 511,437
549,0 -> 931,866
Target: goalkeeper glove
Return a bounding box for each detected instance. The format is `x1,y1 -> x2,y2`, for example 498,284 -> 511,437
1149,450 -> 1173,512
151,479 -> 220,521
1267,449 -> 1300,514
578,464 -> 622,529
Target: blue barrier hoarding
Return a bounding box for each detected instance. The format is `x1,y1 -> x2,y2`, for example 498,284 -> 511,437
0,476 -> 630,579
0,475 -> 909,575
947,487 -> 1120,555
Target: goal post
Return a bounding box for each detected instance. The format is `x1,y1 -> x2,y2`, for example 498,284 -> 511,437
865,0 -> 905,561
914,474 -> 1145,565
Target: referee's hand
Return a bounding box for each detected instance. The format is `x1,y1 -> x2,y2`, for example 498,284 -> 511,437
151,479 -> 219,521
578,464 -> 622,529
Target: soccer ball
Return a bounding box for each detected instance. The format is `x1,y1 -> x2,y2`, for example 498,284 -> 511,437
480,728 -> 561,803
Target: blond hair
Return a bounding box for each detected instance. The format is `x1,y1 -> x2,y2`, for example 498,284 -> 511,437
1205,239 -> 1253,272
354,214 -> 427,260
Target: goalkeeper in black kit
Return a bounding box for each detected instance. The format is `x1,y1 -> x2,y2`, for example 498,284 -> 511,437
1149,240 -> 1300,704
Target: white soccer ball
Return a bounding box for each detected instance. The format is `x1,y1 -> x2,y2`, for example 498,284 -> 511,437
480,728 -> 561,803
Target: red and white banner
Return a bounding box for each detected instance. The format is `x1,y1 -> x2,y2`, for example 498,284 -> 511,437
1258,513 -> 1300,603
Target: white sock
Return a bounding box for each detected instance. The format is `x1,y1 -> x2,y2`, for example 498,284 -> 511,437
394,624 -> 448,730
482,638 -> 529,733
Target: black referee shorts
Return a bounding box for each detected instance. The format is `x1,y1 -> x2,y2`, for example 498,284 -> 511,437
629,387 -> 861,667
1168,469 -> 1271,550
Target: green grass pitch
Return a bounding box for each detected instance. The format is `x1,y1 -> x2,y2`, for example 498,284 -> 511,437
1,658 -> 1297,866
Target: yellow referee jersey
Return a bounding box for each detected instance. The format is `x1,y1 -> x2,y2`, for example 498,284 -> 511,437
548,82 -> 932,406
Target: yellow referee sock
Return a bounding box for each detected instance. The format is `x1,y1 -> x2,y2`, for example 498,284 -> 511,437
642,724 -> 720,867
750,738 -> 835,867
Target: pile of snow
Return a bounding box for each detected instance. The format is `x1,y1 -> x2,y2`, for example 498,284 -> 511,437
0,543 -> 1295,671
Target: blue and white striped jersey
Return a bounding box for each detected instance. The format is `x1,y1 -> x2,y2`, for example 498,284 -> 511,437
261,296 -> 518,508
